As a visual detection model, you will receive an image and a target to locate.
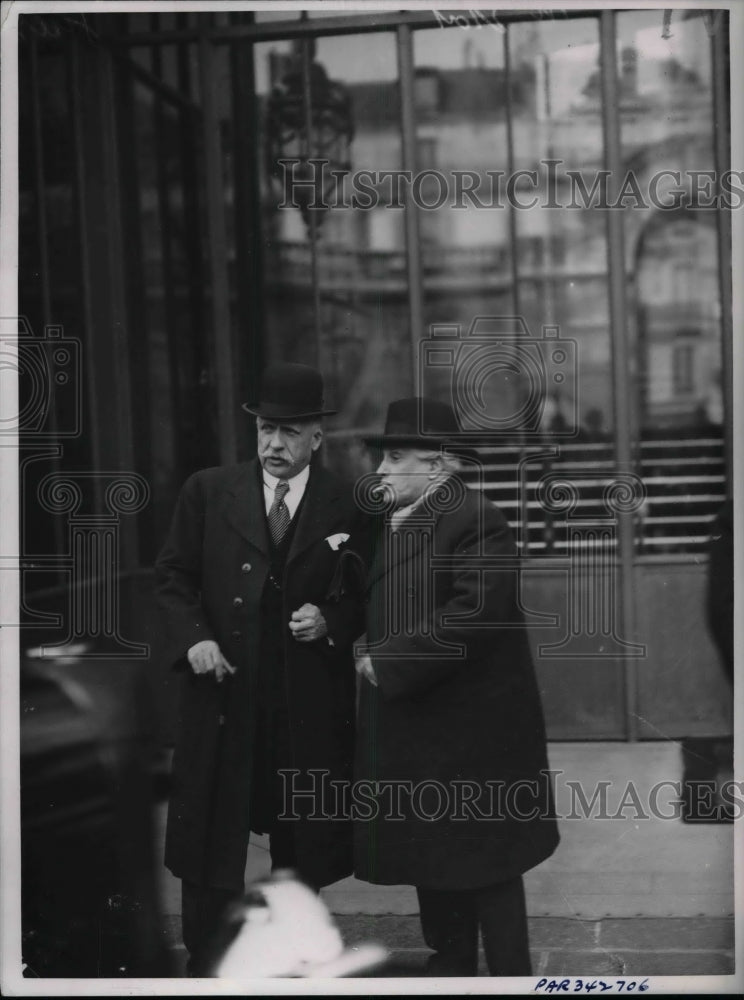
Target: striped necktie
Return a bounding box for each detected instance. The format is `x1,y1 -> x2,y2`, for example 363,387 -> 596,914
268,479 -> 291,546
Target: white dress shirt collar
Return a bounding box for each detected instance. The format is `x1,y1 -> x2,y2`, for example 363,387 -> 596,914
262,463 -> 311,519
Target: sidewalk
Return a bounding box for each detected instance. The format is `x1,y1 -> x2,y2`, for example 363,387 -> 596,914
331,914 -> 735,977
157,741 -> 736,978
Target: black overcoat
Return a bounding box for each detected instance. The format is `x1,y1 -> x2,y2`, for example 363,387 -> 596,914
155,459 -> 363,890
354,484 -> 560,889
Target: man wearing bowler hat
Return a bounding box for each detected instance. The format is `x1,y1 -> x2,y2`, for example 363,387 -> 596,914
156,363 -> 364,973
354,397 -> 559,977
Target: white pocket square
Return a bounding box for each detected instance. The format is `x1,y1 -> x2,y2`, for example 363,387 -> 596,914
326,533 -> 350,550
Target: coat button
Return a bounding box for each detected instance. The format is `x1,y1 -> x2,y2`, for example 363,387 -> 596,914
232,630 -> 242,639
233,596 -> 243,608
241,562 -> 252,573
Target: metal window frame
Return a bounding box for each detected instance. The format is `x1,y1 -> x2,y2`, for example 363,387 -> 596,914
710,15 -> 733,498
599,10 -> 639,741
198,26 -> 238,464
396,21 -> 422,388
92,7 -> 734,483
229,17 -> 264,433
151,24 -> 186,480
99,9 -> 598,47
26,36 -> 65,569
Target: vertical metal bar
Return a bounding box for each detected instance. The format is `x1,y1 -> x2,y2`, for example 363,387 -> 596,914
600,10 -> 638,742
710,16 -> 733,498
504,25 -> 530,540
199,28 -> 238,464
99,48 -> 136,473
69,36 -> 103,502
397,22 -> 423,392
300,36 -> 322,370
28,39 -> 52,330
115,55 -> 153,507
71,35 -> 140,570
503,26 -> 521,318
98,44 -> 139,568
177,18 -> 213,473
177,15 -> 205,442
230,24 -> 263,445
152,32 -> 184,476
28,37 -> 65,573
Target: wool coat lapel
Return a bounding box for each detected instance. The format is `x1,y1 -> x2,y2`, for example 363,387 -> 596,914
220,459 -> 343,564
221,459 -> 269,555
367,503 -> 444,589
287,462 -> 341,567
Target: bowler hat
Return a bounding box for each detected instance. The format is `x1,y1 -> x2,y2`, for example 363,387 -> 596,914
242,362 -> 337,419
363,397 -> 460,447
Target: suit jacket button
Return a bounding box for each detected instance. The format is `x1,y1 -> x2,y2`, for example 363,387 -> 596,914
233,596 -> 244,608
242,562 -> 252,573
232,630 -> 242,639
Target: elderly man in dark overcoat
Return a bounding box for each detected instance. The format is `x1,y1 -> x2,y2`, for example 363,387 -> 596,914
354,397 -> 560,977
155,363 -> 363,973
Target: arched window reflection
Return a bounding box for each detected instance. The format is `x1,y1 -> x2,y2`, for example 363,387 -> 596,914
636,211 -> 721,433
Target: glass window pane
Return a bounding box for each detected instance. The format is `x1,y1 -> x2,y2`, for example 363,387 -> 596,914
509,16 -> 611,444
617,9 -> 725,554
412,25 -> 517,453
511,16 -> 604,166
413,24 -> 510,309
254,39 -> 306,245
256,32 -> 405,471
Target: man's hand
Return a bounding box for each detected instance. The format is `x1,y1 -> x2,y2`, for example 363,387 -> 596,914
355,654 -> 378,687
187,640 -> 237,683
289,603 -> 328,643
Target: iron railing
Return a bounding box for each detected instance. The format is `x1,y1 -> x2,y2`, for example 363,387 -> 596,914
470,435 -> 725,556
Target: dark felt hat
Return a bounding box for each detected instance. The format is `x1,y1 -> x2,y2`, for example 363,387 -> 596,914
363,397 -> 460,447
242,362 -> 337,419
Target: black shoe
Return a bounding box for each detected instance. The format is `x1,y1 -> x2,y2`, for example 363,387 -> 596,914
424,952 -> 478,977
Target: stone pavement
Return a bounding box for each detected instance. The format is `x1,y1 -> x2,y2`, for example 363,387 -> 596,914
332,914 -> 735,978
163,913 -> 735,979
157,741 -> 738,980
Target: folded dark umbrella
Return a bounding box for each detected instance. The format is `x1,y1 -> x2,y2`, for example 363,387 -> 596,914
324,548 -> 368,604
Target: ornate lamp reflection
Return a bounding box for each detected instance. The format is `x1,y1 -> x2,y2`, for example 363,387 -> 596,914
265,39 -> 354,234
